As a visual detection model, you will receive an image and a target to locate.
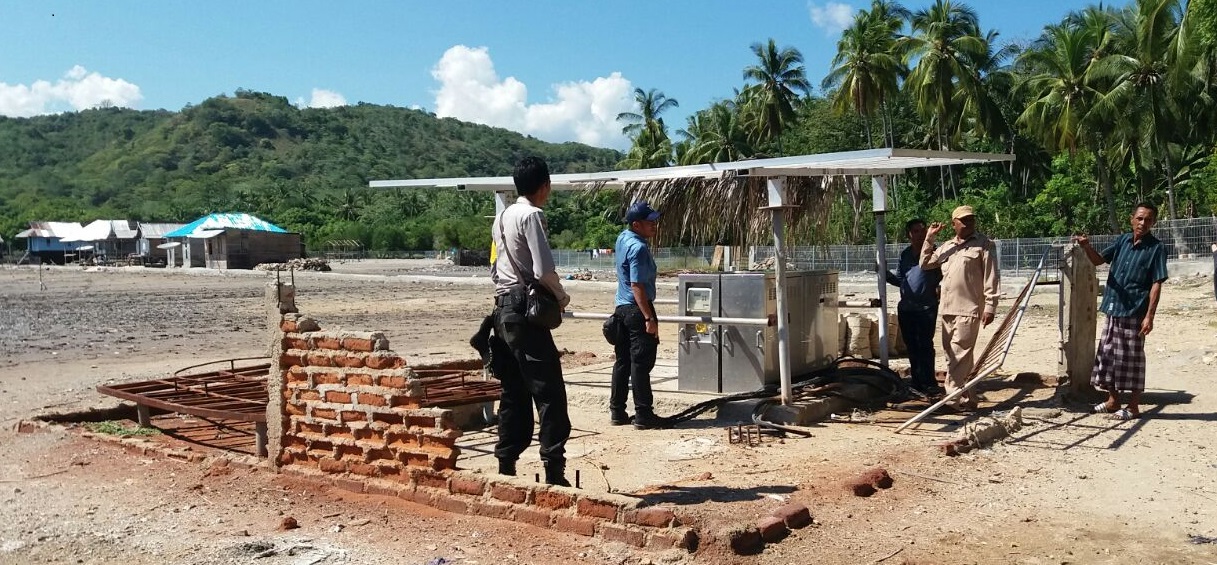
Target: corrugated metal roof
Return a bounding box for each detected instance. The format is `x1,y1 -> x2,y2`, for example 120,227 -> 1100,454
370,148 -> 1016,192
60,220 -> 139,242
163,213 -> 288,238
14,221 -> 85,239
138,222 -> 188,239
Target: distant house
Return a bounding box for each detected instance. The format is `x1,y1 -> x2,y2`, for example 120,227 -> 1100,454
61,220 -> 139,261
14,221 -> 86,264
137,222 -> 194,266
163,213 -> 302,269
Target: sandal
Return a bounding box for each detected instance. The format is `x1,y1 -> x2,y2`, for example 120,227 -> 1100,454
1108,408 -> 1139,421
1092,402 -> 1117,414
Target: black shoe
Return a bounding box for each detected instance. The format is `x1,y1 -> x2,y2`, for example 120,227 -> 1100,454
610,411 -> 633,426
544,464 -> 571,487
497,459 -> 516,476
633,415 -> 670,430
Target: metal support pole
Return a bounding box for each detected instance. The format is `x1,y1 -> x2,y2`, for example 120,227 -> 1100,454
766,177 -> 794,406
872,176 -> 891,367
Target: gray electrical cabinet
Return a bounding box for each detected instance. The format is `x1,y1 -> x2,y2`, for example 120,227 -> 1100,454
677,270 -> 838,393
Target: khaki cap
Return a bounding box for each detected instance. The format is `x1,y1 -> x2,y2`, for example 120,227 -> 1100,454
951,205 -> 975,219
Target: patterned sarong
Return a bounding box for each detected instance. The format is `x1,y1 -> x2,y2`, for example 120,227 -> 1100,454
1090,316 -> 1146,392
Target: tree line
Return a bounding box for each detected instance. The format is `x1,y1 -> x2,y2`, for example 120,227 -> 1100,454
2,0 -> 1215,254
619,0 -> 1217,246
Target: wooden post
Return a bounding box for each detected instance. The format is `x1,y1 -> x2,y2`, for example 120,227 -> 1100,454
1058,244 -> 1099,400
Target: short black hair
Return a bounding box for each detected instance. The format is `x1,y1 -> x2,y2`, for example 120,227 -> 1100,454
1133,202 -> 1158,217
513,156 -> 550,196
905,218 -> 926,234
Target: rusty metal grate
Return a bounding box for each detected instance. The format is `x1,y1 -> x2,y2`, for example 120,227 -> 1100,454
97,357 -> 271,422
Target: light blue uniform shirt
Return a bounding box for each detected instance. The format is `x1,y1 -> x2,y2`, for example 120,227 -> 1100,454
614,229 -> 656,306
1100,232 -> 1168,318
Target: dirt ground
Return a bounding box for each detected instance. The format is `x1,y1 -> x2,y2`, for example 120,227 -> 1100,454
1,259 -> 1216,565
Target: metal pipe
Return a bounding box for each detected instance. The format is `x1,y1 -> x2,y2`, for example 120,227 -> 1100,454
562,311 -> 772,327
872,176 -> 891,368
768,177 -> 794,406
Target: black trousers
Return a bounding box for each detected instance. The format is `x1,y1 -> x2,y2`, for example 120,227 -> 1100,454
610,303 -> 657,416
897,305 -> 938,392
490,293 -> 571,468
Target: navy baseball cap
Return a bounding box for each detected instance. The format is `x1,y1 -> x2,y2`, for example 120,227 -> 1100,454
624,201 -> 661,223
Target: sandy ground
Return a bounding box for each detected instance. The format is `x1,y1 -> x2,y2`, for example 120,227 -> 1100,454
1,259 -> 1216,564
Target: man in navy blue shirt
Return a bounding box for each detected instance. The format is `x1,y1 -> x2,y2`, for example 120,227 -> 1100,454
887,218 -> 944,397
611,201 -> 665,430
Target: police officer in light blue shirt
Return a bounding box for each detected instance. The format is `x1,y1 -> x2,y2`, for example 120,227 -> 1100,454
610,201 -> 666,429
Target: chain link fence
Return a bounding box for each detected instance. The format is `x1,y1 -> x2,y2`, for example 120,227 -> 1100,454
552,216 -> 1217,277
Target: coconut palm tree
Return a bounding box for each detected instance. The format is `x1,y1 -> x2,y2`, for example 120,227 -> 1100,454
742,39 -> 812,152
616,88 -> 678,169
901,0 -> 986,151
823,1 -> 909,148
1087,0 -> 1194,226
680,102 -> 755,164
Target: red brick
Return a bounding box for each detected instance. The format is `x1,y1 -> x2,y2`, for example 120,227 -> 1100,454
420,434 -> 456,452
358,394 -> 387,407
335,478 -> 365,493
862,468 -> 894,489
306,352 -> 334,367
554,516 -> 596,536
432,455 -> 458,471
600,523 -> 646,547
298,422 -> 325,436
284,402 -> 306,417
372,412 -> 403,426
280,352 -> 305,367
341,410 -> 367,422
490,484 -> 528,504
450,477 -> 486,496
276,452 -> 296,466
350,463 -> 379,477
470,500 -> 514,520
629,507 -> 675,528
757,516 -> 788,542
513,507 -> 553,528
342,337 -> 376,352
414,470 -> 449,490
282,336 -> 310,350
726,526 -> 763,555
313,372 -> 341,385
334,354 -> 365,368
298,389 -> 322,402
534,489 -> 574,510
576,498 -> 619,520
285,367 -> 309,383
647,528 -> 698,550
400,452 -> 430,468
389,395 -> 420,409
377,464 -> 404,479
335,444 -> 363,460
311,408 -> 338,421
346,373 -> 374,386
366,482 -> 405,497
366,353 -> 405,370
317,457 -> 347,474
280,319 -> 298,333
433,495 -> 470,515
325,391 -> 352,404
378,375 -> 408,388
365,447 -> 394,461
314,336 -> 342,350
772,503 -> 812,529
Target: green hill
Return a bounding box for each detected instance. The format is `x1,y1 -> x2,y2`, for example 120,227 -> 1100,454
0,90 -> 623,251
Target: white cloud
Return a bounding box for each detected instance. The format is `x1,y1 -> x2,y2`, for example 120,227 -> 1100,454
296,88 -> 347,109
430,45 -> 634,149
0,65 -> 142,117
809,2 -> 855,34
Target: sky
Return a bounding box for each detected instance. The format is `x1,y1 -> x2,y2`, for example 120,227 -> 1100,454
0,1 -> 1105,151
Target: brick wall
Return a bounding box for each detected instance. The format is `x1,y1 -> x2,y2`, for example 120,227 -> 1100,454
274,314 -> 462,477
269,312 -> 696,552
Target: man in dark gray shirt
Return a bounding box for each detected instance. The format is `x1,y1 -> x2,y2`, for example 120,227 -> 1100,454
488,156 -> 572,486
887,218 -> 943,396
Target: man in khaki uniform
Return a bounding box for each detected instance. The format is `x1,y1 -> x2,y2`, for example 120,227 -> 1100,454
919,205 -> 1000,409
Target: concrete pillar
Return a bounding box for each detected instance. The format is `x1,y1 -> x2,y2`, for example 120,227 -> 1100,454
265,282 -> 297,464
1058,245 -> 1099,400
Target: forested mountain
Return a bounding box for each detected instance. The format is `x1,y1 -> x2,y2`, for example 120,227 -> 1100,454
0,90 -> 622,251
